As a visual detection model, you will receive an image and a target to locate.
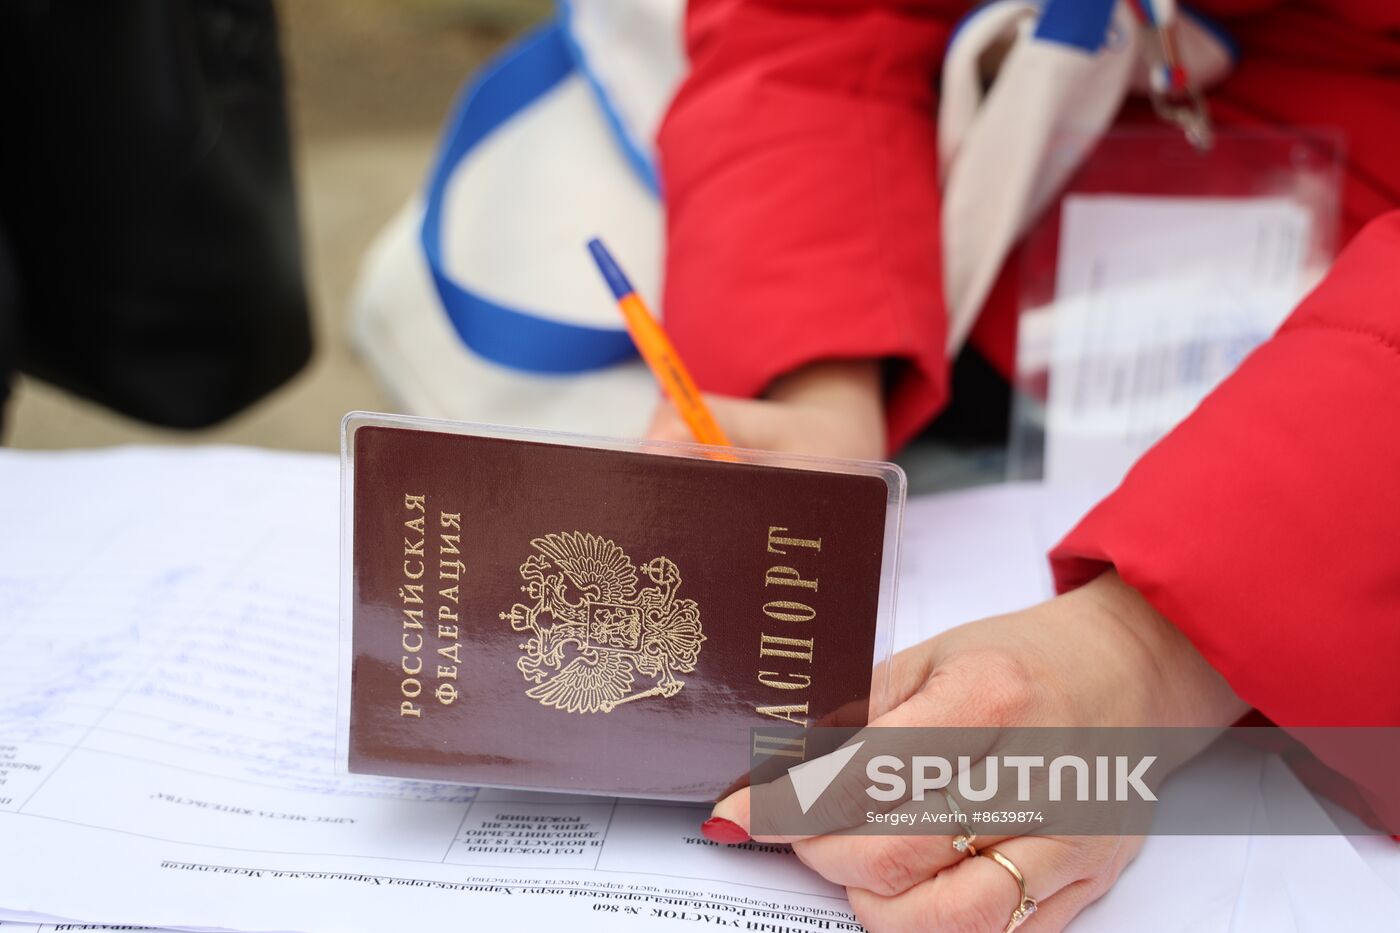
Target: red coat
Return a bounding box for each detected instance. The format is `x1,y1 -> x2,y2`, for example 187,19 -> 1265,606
658,0 -> 1400,826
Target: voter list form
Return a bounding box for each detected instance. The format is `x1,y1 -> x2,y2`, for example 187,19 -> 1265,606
1,448 -> 1396,933
0,448 -> 849,932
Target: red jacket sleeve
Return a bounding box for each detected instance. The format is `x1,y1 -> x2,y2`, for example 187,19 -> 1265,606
657,0 -> 962,450
1051,211 -> 1400,828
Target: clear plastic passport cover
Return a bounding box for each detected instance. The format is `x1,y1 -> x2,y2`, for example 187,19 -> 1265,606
337,413 -> 905,802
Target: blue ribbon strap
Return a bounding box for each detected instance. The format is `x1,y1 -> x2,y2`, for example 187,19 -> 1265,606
419,24 -> 638,374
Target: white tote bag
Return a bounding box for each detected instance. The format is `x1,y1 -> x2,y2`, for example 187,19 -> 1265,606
349,0 -> 687,437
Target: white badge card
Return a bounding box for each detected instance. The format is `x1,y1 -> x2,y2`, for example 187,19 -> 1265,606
1008,129 -> 1343,494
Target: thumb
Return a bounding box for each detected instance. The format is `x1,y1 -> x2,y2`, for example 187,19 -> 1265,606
701,787 -> 754,845
702,664 -> 1002,844
645,401 -> 692,444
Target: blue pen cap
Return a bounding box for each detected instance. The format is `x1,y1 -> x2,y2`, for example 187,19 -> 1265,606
587,237 -> 635,301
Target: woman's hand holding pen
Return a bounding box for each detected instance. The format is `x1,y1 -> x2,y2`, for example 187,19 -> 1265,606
646,359 -> 887,460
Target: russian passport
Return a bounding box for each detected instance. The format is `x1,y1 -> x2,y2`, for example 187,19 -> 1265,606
341,414 -> 903,801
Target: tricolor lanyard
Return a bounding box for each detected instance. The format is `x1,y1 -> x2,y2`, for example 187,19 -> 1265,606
1130,0 -> 1214,149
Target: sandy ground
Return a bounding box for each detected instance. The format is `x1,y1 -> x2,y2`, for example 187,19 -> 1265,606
6,0 -> 550,452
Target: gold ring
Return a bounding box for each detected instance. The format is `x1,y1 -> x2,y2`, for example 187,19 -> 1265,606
942,792 -> 977,856
982,848 -> 1038,932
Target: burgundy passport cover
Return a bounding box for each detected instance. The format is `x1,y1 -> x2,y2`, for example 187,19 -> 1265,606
347,424 -> 893,801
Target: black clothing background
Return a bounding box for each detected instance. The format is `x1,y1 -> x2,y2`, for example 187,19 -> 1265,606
0,0 -> 312,433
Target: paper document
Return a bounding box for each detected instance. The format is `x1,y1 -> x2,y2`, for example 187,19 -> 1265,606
1,447 -> 1395,933
1029,195 -> 1315,491
0,449 -> 844,932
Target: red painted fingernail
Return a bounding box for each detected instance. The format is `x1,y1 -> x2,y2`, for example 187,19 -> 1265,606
701,816 -> 750,844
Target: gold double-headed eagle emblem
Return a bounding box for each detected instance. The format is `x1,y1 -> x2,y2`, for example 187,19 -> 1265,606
500,532 -> 705,714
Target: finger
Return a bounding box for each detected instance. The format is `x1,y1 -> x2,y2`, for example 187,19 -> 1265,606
871,646 -> 1036,730
869,641 -> 938,720
1014,877 -> 1108,932
784,648 -> 1036,834
1018,834 -> 1143,930
793,820 -> 1012,898
706,768 -> 860,847
745,680 -> 1015,842
701,786 -> 755,845
646,394 -> 759,447
721,647 -> 1035,843
699,687 -> 960,846
706,784 -> 856,847
793,621 -> 939,730
645,402 -> 692,443
756,694 -> 1009,839
693,394 -> 776,450
846,836 -> 1101,933
792,783 -> 1015,896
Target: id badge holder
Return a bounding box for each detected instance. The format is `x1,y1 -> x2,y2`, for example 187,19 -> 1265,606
1008,128 -> 1344,490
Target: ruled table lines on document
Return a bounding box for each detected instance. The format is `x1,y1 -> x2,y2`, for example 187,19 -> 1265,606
0,448 -> 851,933
3,448 -> 1396,933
